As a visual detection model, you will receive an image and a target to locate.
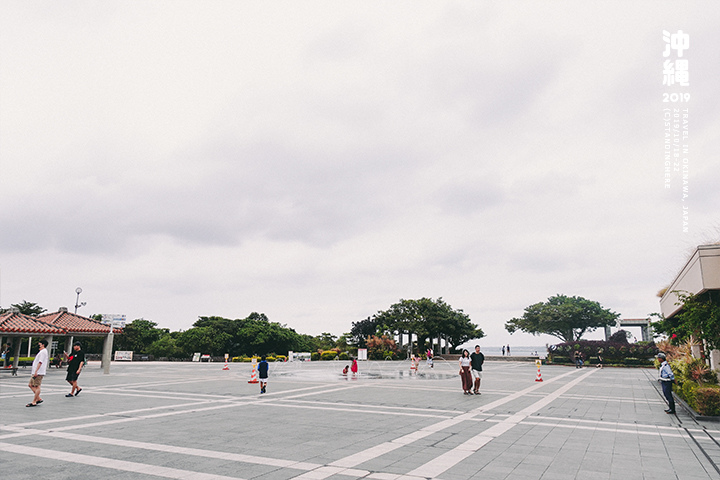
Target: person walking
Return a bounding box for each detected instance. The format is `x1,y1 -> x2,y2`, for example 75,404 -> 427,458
426,348 -> 434,368
459,349 -> 473,395
501,345 -> 505,356
27,339 -> 49,407
506,344 -> 510,356
258,356 -> 269,394
351,358 -> 358,376
657,353 -> 676,414
470,345 -> 485,395
65,341 -> 85,397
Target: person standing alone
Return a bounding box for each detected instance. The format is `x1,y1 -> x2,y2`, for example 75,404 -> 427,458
27,339 -> 49,407
65,341 -> 85,397
470,345 -> 485,395
657,352 -> 676,414
258,356 -> 269,394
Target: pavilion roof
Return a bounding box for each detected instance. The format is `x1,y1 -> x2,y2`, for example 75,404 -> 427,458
38,309 -> 123,335
0,311 -> 68,335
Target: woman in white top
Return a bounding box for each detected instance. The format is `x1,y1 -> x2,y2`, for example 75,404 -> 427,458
459,349 -> 473,395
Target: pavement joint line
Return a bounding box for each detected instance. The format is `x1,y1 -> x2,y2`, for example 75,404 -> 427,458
0,441 -> 245,480
266,401 -> 453,419
405,369 -> 597,478
1,383 -> 341,433
4,384 -> 360,439
519,419 -> 689,438
529,415 -> 707,434
281,399 -> 464,415
40,430 -> 326,471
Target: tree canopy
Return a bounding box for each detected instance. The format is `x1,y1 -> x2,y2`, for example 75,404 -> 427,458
505,294 -> 619,343
2,300 -> 47,316
352,297 -> 484,352
652,290 -> 720,350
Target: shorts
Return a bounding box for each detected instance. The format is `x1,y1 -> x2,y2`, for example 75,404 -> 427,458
471,369 -> 483,380
259,375 -> 268,381
28,375 -> 44,387
66,370 -> 80,382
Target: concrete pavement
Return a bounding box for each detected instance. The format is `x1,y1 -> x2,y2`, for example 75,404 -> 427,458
1,358 -> 719,479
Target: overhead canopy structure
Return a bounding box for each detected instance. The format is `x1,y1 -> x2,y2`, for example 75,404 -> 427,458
660,244 -> 720,318
0,307 -> 122,374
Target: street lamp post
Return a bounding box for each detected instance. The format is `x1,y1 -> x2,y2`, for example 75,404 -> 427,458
74,287 -> 86,314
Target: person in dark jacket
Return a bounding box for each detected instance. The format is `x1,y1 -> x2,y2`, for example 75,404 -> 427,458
470,345 -> 485,395
258,356 -> 269,394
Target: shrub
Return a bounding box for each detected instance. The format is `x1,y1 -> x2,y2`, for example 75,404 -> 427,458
680,381 -> 700,410
311,352 -> 320,361
695,386 -> 720,416
275,355 -> 287,362
338,352 -> 349,361
266,356 -> 276,362
321,350 -> 338,361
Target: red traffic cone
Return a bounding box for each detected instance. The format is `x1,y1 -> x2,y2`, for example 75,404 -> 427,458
248,360 -> 259,384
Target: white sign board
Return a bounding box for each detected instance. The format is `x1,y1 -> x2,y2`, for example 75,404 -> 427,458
192,352 -> 201,362
102,314 -> 127,328
357,348 -> 368,361
114,351 -> 133,361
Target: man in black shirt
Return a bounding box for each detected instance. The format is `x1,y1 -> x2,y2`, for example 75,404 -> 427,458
470,345 -> 485,395
65,342 -> 85,397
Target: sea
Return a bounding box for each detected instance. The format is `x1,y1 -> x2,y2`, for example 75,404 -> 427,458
476,345 -> 547,356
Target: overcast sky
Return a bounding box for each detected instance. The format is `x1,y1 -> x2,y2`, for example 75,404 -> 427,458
1,2 -> 719,349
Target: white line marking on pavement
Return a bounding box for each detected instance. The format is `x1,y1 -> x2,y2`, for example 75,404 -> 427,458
406,369 -> 597,479
294,369 -> 581,480
41,431 -> 324,471
0,441 -> 245,480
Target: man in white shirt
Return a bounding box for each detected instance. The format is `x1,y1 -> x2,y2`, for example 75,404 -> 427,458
27,339 -> 49,407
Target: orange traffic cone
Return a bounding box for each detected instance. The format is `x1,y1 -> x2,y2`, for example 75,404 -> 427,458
222,360 -> 230,371
535,360 -> 543,382
248,360 -> 259,384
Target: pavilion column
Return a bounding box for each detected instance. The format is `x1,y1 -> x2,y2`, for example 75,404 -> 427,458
45,335 -> 54,360
65,335 -> 74,354
397,331 -> 403,349
102,331 -> 114,374
12,338 -> 22,369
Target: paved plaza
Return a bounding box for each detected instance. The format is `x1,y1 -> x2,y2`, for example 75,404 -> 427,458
1,359 -> 719,480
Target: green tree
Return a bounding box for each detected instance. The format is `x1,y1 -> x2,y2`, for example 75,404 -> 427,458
8,300 -> 47,316
176,326 -> 231,357
371,298 -> 483,353
505,294 -> 619,343
652,290 -> 720,350
193,312 -> 307,356
114,319 -> 169,353
349,317 -> 379,348
146,333 -> 183,358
